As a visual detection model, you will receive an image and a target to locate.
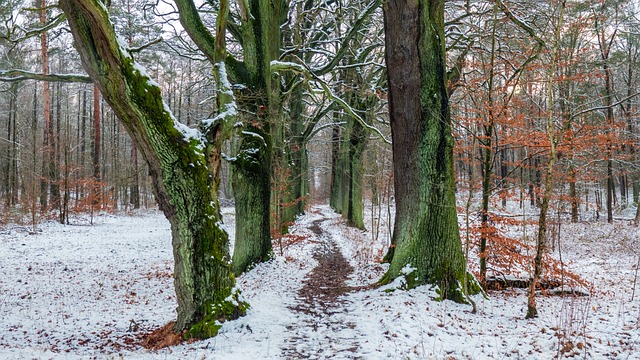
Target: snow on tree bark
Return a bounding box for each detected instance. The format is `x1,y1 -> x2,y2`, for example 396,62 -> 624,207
59,0 -> 245,337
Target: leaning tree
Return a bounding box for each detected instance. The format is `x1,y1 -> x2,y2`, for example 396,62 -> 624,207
58,0 -> 246,338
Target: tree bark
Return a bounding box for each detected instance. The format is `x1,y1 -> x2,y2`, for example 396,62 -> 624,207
92,84 -> 101,207
527,0 -> 565,319
39,0 -> 52,211
330,123 -> 342,211
380,0 -> 478,301
59,0 -> 245,337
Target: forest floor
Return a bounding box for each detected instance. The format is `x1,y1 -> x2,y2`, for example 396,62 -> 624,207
0,203 -> 639,359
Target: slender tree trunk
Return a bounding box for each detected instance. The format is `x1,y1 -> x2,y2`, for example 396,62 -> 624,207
569,168 -> 579,222
4,83 -> 19,207
527,0 -> 565,319
92,84 -> 101,207
40,0 -> 52,211
479,8 -> 498,286
51,80 -> 62,214
31,87 -> 39,227
330,122 -> 342,210
596,17 -> 616,224
80,88 -> 87,200
130,145 -> 140,209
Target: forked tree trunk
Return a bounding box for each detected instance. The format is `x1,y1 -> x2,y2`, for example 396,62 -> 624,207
59,0 -> 245,338
381,0 -> 478,301
173,0 -> 284,275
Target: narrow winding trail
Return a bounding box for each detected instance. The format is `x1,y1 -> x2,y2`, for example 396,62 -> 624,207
282,217 -> 363,359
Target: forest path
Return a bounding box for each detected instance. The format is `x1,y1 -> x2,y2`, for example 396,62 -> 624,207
281,215 -> 364,359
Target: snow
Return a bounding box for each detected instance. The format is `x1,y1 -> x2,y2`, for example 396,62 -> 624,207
129,60 -> 205,152
270,60 -> 306,74
216,62 -> 234,97
168,101 -> 205,152
241,131 -> 266,146
1,204 -> 639,359
115,35 -> 131,59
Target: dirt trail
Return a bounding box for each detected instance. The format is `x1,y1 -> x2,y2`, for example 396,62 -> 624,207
282,217 -> 362,359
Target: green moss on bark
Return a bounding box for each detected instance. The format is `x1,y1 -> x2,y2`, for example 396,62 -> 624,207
59,0 -> 244,337
231,124 -> 273,275
185,290 -> 249,339
380,0 -> 476,304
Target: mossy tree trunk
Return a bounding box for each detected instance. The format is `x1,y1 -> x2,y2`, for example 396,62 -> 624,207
329,67 -> 379,229
174,0 -> 288,275
330,122 -> 344,211
231,114 -> 273,274
341,93 -> 377,230
272,77 -> 306,233
60,0 -> 245,338
380,0 -> 477,301
228,0 -> 288,274
346,120 -> 367,229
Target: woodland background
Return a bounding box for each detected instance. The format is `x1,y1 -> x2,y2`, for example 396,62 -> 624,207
1,0 -> 640,295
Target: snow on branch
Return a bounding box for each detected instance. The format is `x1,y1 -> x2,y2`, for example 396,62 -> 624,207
311,0 -> 383,76
0,69 -> 92,83
316,80 -> 390,144
493,0 -> 546,49
128,37 -> 164,53
201,61 -> 238,138
270,59 -> 390,144
6,13 -> 66,43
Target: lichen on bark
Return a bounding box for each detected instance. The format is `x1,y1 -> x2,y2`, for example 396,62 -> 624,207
380,0 -> 479,302
59,0 -> 246,337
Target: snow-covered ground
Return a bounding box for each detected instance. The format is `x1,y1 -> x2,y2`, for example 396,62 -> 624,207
0,204 -> 638,359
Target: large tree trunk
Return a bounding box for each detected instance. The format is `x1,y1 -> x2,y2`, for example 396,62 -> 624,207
59,0 -> 245,338
380,0 -> 478,301
231,121 -> 273,275
229,0 -> 286,274
346,119 -> 367,230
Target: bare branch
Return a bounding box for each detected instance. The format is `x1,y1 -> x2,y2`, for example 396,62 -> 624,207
0,69 -> 92,83
128,37 -> 163,53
